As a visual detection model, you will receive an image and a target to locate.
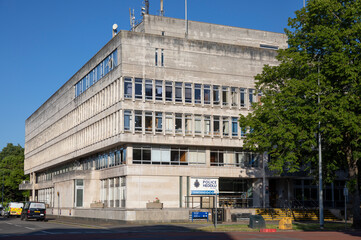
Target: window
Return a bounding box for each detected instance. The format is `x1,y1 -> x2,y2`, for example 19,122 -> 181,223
114,178 -> 120,207
231,87 -> 237,106
75,50 -> 117,98
161,49 -> 164,66
75,179 -> 84,207
145,111 -> 153,133
210,150 -> 224,166
238,152 -> 260,167
133,147 -> 151,164
155,112 -> 163,133
165,81 -> 173,101
145,79 -> 153,100
134,111 -> 142,132
257,90 -> 262,103
222,117 -> 229,137
155,80 -> 163,101
185,83 -> 192,103
204,116 -> 210,135
222,86 -> 229,106
241,127 -> 246,137
195,115 -> 201,134
151,148 -> 170,164
165,113 -> 173,134
155,48 -> 158,66
171,148 -> 187,165
115,150 -> 121,165
135,78 -> 143,99
249,89 -> 254,106
89,70 -> 94,87
188,149 -> 206,165
185,114 -> 192,135
204,85 -> 211,105
175,82 -> 182,102
175,113 -> 182,134
124,110 -> 132,131
213,116 -> 220,136
240,88 -> 246,107
232,117 -> 238,136
213,85 -> 220,105
194,84 -> 201,104
260,44 -> 278,50
97,62 -> 103,80
124,77 -> 132,99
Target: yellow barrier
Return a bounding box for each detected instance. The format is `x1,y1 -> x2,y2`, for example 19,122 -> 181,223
279,217 -> 292,230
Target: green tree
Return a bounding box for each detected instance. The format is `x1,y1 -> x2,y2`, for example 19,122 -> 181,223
0,143 -> 29,202
239,0 -> 361,228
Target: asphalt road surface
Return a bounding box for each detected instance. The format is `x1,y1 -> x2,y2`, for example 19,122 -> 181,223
1,216 -> 361,240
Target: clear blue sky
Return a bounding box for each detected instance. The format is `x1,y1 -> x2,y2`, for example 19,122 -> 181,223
0,0 -> 304,150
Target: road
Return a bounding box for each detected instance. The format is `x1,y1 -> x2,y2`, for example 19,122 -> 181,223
0,216 -> 361,240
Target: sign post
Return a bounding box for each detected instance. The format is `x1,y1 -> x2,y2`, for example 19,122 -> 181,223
214,193 -> 217,229
190,178 -> 219,228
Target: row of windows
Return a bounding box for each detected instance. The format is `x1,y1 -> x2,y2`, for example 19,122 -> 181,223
37,188 -> 54,208
123,77 -> 260,108
36,161 -> 81,183
37,143 -> 261,183
124,110 -> 245,138
100,177 -> 126,208
133,146 -> 261,167
36,147 -> 126,183
75,50 -> 118,97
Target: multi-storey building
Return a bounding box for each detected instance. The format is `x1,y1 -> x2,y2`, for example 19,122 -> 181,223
22,14 -> 346,221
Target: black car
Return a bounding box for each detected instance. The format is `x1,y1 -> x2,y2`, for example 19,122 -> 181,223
21,202 -> 46,221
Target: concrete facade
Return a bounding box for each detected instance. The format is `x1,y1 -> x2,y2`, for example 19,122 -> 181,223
25,15 -> 344,222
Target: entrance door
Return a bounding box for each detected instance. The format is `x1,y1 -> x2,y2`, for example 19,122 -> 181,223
268,179 -> 277,208
75,179 -> 84,207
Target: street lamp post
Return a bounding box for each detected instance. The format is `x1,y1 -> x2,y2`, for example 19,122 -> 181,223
2,173 -> 3,207
318,62 -> 324,229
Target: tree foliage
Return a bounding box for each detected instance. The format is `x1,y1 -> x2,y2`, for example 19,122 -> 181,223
239,0 -> 361,228
0,143 -> 29,203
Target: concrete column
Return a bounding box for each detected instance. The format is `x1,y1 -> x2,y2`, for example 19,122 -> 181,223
205,149 -> 211,167
179,176 -> 183,208
126,145 -> 133,165
252,179 -> 262,207
32,172 -> 36,201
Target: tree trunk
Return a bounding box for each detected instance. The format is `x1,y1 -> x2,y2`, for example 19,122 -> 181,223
347,149 -> 361,229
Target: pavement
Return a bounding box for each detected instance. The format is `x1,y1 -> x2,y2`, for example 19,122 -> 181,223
1,216 -> 361,240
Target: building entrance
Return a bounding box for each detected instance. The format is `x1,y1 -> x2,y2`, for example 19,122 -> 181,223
218,178 -> 253,208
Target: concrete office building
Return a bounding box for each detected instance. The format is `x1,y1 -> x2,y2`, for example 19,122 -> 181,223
22,14 -> 345,222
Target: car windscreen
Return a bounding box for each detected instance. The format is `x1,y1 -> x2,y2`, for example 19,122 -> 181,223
29,203 -> 45,209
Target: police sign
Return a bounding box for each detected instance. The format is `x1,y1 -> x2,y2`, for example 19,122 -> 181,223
191,178 -> 219,195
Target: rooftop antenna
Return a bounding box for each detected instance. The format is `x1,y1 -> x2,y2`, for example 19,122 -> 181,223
185,0 -> 188,38
112,23 -> 118,37
160,0 -> 164,16
142,0 -> 149,15
129,8 -> 135,31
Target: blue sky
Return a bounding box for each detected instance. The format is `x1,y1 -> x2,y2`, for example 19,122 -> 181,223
0,0 -> 304,150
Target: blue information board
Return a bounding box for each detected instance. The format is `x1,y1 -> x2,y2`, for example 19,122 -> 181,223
192,212 -> 209,222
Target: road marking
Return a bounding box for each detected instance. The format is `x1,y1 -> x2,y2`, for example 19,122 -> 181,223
25,227 -> 36,230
